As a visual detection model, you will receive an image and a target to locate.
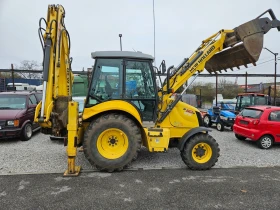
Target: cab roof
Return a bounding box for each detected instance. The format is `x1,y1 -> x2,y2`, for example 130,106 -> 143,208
91,51 -> 154,61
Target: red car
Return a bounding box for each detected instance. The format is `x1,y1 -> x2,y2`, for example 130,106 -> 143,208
233,106 -> 280,149
0,91 -> 42,141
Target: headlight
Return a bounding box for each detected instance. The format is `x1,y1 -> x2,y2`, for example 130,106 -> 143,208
7,120 -> 19,126
220,116 -> 228,120
7,121 -> 14,126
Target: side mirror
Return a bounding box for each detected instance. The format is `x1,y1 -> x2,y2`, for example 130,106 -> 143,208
166,65 -> 174,94
159,60 -> 166,74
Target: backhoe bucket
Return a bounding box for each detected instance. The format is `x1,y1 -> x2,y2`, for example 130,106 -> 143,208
205,9 -> 280,73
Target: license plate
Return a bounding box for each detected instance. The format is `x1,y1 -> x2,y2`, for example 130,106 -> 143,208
240,120 -> 249,125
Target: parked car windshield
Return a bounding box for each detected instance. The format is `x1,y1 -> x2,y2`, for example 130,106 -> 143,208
0,95 -> 26,109
240,108 -> 263,119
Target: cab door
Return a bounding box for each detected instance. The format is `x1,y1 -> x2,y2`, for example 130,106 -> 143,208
124,60 -> 157,121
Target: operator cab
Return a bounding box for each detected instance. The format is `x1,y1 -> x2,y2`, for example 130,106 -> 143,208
86,51 -> 157,121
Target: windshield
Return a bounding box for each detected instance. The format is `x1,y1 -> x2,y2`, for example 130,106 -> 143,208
236,95 -> 267,112
0,95 -> 26,109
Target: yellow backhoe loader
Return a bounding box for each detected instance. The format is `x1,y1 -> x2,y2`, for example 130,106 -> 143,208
35,5 -> 280,175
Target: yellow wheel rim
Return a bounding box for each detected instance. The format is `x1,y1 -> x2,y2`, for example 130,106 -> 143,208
97,128 -> 129,159
191,142 -> 212,163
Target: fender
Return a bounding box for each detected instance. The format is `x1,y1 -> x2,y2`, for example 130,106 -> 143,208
82,100 -> 142,125
178,127 -> 212,151
21,120 -> 34,131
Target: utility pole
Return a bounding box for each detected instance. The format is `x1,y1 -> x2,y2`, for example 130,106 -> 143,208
245,72 -> 247,93
264,47 -> 278,105
11,64 -> 14,88
215,73 -> 218,106
119,34 -> 122,51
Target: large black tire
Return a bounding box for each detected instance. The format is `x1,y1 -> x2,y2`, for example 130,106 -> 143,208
181,133 -> 220,170
203,115 -> 212,127
235,134 -> 246,140
83,113 -> 142,172
257,135 -> 274,149
21,123 -> 33,141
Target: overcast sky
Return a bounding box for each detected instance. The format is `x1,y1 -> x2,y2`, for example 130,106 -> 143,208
0,0 -> 279,84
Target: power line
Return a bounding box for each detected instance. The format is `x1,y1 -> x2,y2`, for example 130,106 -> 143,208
233,58 -> 275,73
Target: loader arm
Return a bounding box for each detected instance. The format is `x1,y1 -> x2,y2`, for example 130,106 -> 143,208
157,9 -> 280,123
34,5 -> 73,136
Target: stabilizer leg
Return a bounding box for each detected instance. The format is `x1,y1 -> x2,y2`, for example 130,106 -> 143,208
64,101 -> 81,176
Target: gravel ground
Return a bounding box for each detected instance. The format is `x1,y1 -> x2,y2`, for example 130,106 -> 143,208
0,128 -> 280,175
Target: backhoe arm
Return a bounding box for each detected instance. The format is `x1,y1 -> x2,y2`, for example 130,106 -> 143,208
35,5 -> 81,176
157,9 -> 280,123
34,5 -> 73,136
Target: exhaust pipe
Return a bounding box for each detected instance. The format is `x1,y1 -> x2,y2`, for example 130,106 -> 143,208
205,9 -> 280,73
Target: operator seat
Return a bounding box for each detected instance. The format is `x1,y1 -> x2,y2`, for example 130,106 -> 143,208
212,106 -> 220,115
105,75 -> 113,97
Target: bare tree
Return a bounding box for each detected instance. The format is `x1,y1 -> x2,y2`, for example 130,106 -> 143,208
218,78 -> 242,99
19,60 -> 42,79
0,72 -> 22,79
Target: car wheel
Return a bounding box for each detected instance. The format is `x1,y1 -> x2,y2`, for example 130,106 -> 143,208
203,115 -> 212,127
235,134 -> 246,140
257,135 -> 273,149
216,122 -> 224,131
21,123 -> 33,141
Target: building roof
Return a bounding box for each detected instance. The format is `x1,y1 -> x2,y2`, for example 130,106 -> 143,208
91,51 -> 154,60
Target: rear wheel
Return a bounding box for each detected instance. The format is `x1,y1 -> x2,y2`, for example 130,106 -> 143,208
257,135 -> 273,149
235,134 -> 246,140
216,122 -> 224,131
21,123 -> 33,141
180,133 -> 220,170
83,113 -> 142,172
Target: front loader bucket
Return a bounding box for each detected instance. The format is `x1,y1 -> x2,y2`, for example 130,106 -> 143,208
205,9 -> 280,73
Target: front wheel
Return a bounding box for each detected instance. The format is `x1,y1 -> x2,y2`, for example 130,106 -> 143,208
216,122 -> 224,131
21,123 -> 33,141
180,133 -> 220,170
83,113 -> 142,172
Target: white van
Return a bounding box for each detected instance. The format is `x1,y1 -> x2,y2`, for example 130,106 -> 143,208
6,83 -> 35,91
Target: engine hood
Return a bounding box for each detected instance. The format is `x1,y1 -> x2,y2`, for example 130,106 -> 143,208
220,110 -> 236,118
0,109 -> 26,120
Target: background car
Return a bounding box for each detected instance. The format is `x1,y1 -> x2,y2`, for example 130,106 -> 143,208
0,91 -> 42,141
233,106 -> 280,149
